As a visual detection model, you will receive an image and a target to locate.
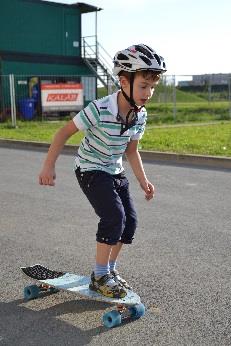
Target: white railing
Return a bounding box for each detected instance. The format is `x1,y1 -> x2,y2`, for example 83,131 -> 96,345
82,36 -> 119,89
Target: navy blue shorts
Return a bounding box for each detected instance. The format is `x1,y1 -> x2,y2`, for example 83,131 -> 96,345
75,168 -> 137,245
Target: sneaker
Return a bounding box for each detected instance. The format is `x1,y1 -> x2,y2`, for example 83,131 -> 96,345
89,272 -> 127,299
111,270 -> 132,290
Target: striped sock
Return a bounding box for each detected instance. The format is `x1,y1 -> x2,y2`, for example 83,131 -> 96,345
94,263 -> 110,278
109,260 -> 117,272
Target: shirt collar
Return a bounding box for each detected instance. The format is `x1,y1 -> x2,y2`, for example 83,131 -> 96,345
107,90 -> 145,121
107,91 -> 120,116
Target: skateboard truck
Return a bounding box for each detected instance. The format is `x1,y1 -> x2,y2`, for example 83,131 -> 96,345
102,303 -> 145,328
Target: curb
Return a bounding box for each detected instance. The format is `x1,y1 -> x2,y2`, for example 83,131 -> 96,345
139,150 -> 231,170
0,138 -> 231,170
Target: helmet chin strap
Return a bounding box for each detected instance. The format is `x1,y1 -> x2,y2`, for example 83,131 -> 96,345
120,73 -> 144,113
118,73 -> 144,135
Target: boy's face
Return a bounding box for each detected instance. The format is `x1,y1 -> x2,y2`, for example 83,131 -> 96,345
120,74 -> 158,107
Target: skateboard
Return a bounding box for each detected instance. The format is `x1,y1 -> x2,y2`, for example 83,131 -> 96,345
21,264 -> 145,328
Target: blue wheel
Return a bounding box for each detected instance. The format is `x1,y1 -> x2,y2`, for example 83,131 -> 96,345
102,310 -> 122,328
24,285 -> 40,300
128,303 -> 145,319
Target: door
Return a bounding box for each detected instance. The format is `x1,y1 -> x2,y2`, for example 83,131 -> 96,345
64,13 -> 80,56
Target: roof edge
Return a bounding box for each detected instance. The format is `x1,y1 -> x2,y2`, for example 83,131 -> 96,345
21,0 -> 102,13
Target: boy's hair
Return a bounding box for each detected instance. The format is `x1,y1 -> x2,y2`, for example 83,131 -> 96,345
119,70 -> 160,83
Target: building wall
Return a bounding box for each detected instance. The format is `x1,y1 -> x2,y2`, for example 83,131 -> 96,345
179,73 -> 231,87
0,0 -> 98,113
0,0 -> 81,57
2,60 -> 91,76
193,74 -> 231,86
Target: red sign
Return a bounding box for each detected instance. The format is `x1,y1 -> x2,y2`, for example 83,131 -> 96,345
41,83 -> 83,112
47,93 -> 79,102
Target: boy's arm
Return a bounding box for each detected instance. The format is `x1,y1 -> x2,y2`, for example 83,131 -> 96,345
39,120 -> 78,186
125,140 -> 154,201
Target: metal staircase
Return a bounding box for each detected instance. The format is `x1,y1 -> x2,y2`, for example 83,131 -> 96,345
82,36 -> 119,93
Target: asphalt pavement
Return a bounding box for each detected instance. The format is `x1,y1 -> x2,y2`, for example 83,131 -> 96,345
0,147 -> 230,345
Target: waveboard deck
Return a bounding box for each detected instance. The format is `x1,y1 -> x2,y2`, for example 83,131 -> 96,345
21,264 -> 145,328
21,264 -> 141,305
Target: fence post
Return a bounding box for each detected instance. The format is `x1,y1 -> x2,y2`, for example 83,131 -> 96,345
228,77 -> 231,119
172,75 -> 176,121
9,74 -> 17,128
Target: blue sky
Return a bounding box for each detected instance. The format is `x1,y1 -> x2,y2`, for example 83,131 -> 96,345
44,0 -> 231,75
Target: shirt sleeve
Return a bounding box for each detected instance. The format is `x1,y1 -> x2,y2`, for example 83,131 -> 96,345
72,101 -> 100,131
130,111 -> 147,141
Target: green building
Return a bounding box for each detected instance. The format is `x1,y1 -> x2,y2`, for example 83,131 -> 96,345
0,0 -> 116,120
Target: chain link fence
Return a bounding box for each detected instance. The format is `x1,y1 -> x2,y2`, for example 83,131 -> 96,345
0,74 -> 96,126
146,74 -> 231,124
0,74 -> 231,127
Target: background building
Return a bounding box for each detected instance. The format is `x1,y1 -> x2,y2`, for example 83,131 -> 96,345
178,73 -> 231,91
0,0 -> 117,120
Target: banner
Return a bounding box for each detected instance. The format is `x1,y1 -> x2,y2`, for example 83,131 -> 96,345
41,83 -> 83,112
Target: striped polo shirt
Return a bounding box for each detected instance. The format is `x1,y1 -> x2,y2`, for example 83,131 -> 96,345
73,91 -> 147,175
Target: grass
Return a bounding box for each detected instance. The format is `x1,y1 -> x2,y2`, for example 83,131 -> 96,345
97,87 -> 231,124
0,120 -> 230,157
146,101 -> 231,124
140,122 -> 231,157
0,120 -> 83,144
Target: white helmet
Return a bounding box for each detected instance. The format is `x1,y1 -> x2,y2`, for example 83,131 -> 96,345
113,44 -> 167,75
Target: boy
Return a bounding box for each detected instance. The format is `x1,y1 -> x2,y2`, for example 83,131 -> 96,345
39,44 -> 167,299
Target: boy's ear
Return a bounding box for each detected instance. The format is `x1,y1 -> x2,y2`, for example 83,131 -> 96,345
119,75 -> 129,89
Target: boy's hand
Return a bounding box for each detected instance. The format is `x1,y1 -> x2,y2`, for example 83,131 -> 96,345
140,180 -> 155,201
39,166 -> 56,186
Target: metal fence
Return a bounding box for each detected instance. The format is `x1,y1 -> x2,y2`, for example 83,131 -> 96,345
147,74 -> 231,124
0,74 -> 231,127
0,74 -> 96,125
